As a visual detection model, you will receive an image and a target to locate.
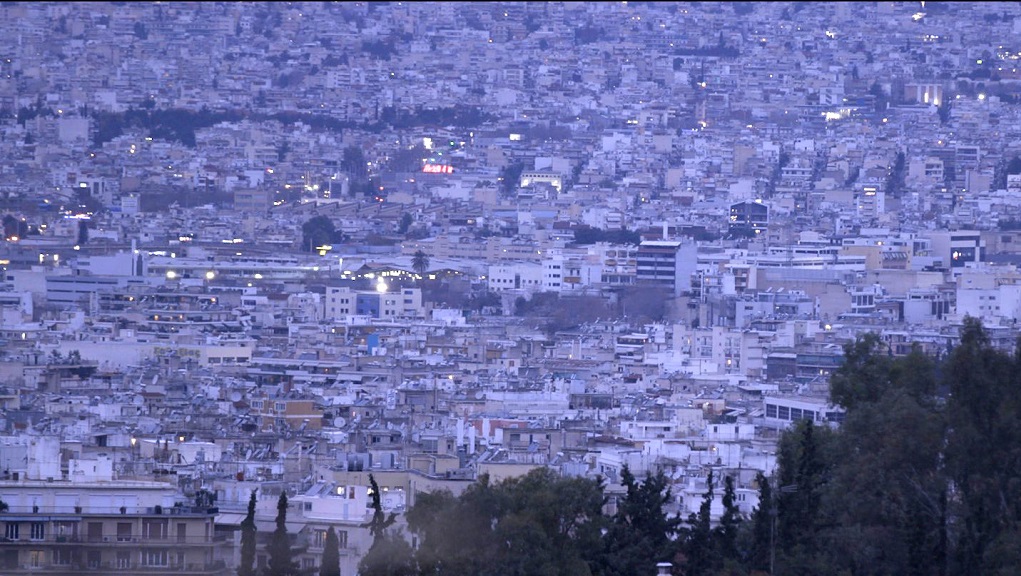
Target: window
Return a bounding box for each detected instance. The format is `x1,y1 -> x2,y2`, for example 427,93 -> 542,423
117,522 -> 132,542
765,404 -> 777,418
30,523 -> 44,540
337,529 -> 348,548
141,549 -> 169,567
777,406 -> 790,420
29,550 -> 43,567
87,551 -> 101,568
117,551 -> 131,569
303,502 -> 312,512
53,548 -> 73,565
4,523 -> 18,540
314,529 -> 327,548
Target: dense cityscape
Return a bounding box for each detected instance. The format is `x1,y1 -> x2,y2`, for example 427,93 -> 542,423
1,1 -> 1021,575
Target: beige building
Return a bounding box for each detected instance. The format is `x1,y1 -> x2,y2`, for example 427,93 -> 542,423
0,479 -> 226,575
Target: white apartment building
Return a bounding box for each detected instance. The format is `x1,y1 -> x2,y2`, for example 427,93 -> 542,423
324,286 -> 423,321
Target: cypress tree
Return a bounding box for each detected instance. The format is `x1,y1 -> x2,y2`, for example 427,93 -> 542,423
267,492 -> 298,576
238,489 -> 257,576
320,526 -> 340,576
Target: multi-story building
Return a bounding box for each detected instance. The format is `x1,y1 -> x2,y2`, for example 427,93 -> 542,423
0,477 -> 226,575
324,286 -> 423,321
635,240 -> 697,297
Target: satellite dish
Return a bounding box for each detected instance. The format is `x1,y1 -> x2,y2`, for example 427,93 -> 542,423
333,417 -> 347,428
474,391 -> 484,400
230,391 -> 242,402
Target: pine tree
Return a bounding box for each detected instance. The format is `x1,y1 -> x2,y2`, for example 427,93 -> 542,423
320,526 -> 340,576
238,489 -> 257,576
266,492 -> 298,576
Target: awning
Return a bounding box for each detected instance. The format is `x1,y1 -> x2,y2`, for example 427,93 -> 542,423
214,512 -> 247,526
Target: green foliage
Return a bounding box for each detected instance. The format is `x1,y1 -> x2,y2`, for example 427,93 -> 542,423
407,468 -> 605,576
238,490 -> 257,576
746,472 -> 773,574
500,162 -> 526,194
398,212 -> 414,235
679,469 -> 716,576
773,420 -> 837,574
597,466 -> 681,576
756,318 -> 1021,575
378,105 -> 496,129
301,215 -> 337,252
943,317 -> 1021,574
358,531 -> 417,576
570,226 -> 641,246
266,492 -> 298,576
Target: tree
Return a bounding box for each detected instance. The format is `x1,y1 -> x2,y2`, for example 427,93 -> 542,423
302,215 -> 336,252
746,472 -> 773,574
342,145 -> 368,182
76,220 -> 89,246
362,474 -> 397,542
359,474 -> 414,576
407,469 -> 604,576
500,162 -> 525,194
943,317 -> 1021,574
773,420 -> 834,575
320,526 -> 340,576
598,466 -> 680,576
238,490 -> 257,576
398,212 -> 413,235
821,337 -> 946,576
679,469 -> 716,576
266,492 -> 298,576
715,474 -> 741,563
411,250 -> 430,276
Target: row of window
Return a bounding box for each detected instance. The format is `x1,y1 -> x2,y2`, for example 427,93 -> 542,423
764,403 -> 817,422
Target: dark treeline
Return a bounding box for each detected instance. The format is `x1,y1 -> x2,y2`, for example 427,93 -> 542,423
355,316 -> 1021,576
88,104 -> 496,148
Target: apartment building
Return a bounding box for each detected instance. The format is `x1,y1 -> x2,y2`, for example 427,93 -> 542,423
0,479 -> 226,575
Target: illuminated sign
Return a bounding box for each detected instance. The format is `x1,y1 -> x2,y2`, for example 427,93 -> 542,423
422,164 -> 454,174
